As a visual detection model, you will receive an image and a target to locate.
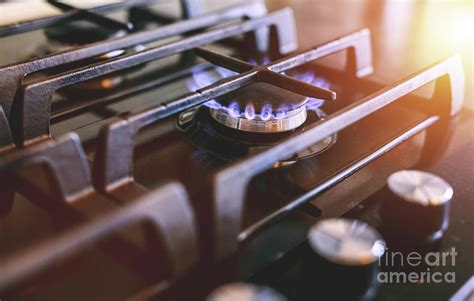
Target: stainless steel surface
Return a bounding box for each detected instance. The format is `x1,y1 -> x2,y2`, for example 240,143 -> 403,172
210,104 -> 307,133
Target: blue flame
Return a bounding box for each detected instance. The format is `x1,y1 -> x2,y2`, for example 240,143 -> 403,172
228,102 -> 240,118
186,65 -> 238,92
244,103 -> 256,120
187,62 -> 330,120
248,57 -> 271,65
288,70 -> 329,113
260,104 -> 273,121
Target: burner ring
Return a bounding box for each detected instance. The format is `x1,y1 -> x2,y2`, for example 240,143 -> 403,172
210,104 -> 307,133
207,82 -> 309,133
177,106 -> 337,167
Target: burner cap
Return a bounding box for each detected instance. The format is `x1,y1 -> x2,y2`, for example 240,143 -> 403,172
45,20 -> 127,46
210,82 -> 308,133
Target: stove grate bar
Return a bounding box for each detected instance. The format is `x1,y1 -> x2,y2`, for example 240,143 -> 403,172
190,28 -> 373,100
0,132 -> 198,294
210,55 -> 463,259
46,0 -> 133,32
0,107 -> 14,152
0,0 -> 153,38
50,61 -> 214,124
0,1 -> 270,121
194,47 -> 255,73
0,58 -> 463,299
92,29 -> 372,191
0,180 -> 198,294
9,8 -> 297,147
238,115 -> 440,241
0,133 -> 93,206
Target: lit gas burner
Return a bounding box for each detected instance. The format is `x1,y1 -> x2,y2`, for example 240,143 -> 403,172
209,82 -> 308,133
180,66 -> 336,166
187,65 -> 330,134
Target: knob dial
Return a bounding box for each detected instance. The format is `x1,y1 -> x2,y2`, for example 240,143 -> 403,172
383,170 -> 453,244
304,218 -> 385,299
207,283 -> 287,301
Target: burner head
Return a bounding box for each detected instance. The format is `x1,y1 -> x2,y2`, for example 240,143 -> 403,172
178,105 -> 337,167
210,82 -> 308,133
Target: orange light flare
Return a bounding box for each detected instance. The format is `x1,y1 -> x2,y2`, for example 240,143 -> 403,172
416,0 -> 473,59
414,0 -> 473,103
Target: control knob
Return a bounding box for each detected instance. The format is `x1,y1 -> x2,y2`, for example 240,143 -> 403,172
383,170 -> 453,245
305,218 -> 386,299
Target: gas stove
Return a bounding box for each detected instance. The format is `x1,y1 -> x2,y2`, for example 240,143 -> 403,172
0,1 -> 472,300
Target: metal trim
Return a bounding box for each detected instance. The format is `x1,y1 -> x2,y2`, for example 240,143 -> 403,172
0,0 -> 151,37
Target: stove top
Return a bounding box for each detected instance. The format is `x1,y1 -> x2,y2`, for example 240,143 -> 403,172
0,1 -> 472,300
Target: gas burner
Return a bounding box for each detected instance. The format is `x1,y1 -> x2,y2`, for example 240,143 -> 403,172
210,82 -> 308,133
177,105 -> 336,167
188,65 -> 331,134
182,66 -> 336,166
